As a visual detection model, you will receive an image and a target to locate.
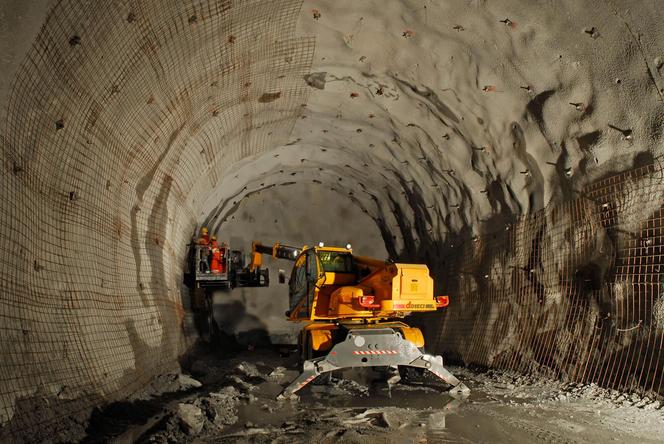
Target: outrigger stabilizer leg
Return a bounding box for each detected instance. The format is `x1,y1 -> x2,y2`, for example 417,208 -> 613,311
277,328 -> 469,399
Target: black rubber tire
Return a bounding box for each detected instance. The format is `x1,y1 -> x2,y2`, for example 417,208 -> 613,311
375,365 -> 398,381
398,365 -> 426,383
398,346 -> 426,383
312,371 -> 332,385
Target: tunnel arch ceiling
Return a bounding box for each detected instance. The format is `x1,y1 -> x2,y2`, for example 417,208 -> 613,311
1,0 -> 664,438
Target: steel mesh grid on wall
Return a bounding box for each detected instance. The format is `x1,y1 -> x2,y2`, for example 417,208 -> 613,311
432,160 -> 664,397
0,0 -> 312,440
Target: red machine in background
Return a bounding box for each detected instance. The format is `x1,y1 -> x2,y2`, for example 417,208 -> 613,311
185,227 -> 269,290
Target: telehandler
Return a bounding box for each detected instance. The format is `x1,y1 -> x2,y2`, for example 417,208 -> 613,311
249,241 -> 469,399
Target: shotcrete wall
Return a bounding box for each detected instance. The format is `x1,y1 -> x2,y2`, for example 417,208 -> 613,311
1,0 -> 663,439
0,0 -> 314,439
420,161 -> 664,396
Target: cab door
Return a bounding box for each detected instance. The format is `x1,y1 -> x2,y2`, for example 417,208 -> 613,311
288,249 -> 324,320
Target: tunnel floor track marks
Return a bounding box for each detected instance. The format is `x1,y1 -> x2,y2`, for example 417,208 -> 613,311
462,403 -> 579,444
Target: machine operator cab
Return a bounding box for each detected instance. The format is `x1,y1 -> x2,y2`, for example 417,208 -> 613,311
287,245 -> 360,321
286,243 -> 448,322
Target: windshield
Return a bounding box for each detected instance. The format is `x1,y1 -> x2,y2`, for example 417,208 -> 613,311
318,251 -> 354,273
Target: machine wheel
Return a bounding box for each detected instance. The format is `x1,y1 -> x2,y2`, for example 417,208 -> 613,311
375,365 -> 399,381
398,366 -> 425,383
398,347 -> 426,383
300,330 -> 332,385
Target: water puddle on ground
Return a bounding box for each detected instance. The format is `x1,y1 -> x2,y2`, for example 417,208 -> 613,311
89,350 -> 664,443
228,368 -> 476,442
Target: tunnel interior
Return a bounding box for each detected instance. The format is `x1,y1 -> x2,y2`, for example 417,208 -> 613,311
1,0 -> 664,441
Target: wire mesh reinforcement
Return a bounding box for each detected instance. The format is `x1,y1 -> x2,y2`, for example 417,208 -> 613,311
431,160 -> 664,398
0,0 -> 312,440
1,0 -> 663,440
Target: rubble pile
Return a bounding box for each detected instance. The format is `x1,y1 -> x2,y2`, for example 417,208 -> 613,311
76,349 -> 664,443
453,365 -> 664,411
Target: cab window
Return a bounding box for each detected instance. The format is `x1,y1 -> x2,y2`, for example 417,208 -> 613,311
318,251 -> 354,273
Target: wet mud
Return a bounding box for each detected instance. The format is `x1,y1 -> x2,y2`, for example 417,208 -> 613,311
86,348 -> 663,444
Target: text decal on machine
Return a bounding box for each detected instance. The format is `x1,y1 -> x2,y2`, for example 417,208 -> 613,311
393,302 -> 435,309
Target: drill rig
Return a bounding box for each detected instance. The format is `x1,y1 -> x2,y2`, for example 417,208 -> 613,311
250,241 -> 469,398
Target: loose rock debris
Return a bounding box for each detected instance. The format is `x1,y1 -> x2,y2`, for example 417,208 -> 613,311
80,349 -> 664,443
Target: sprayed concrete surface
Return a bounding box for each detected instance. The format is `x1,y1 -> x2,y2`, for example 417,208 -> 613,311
1,0 -> 664,438
85,347 -> 664,443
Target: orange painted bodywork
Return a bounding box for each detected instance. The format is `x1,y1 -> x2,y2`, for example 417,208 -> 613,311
283,246 -> 446,324
251,242 -> 448,350
306,263 -> 440,322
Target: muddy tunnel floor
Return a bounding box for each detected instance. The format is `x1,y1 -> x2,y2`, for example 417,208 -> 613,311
82,347 -> 664,444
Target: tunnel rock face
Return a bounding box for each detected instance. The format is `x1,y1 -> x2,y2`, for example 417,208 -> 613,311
0,0 -> 313,438
1,0 -> 664,438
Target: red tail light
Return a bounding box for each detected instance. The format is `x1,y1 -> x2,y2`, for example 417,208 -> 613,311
359,296 -> 380,308
435,296 -> 450,308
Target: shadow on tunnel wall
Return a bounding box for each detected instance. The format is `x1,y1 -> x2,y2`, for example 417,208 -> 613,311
191,290 -> 273,353
214,299 -> 272,348
412,159 -> 664,398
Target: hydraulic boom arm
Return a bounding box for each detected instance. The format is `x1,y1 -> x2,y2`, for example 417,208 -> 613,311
249,242 -> 301,271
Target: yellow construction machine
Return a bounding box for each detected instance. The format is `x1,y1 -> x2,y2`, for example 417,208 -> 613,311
250,241 -> 469,398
